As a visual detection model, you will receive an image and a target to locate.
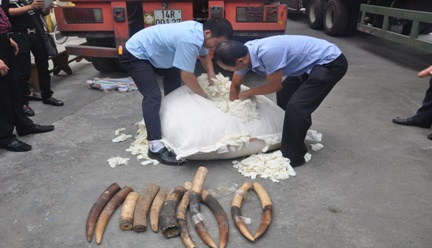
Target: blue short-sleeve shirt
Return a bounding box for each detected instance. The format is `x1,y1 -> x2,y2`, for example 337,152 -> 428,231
125,21 -> 208,73
236,35 -> 342,77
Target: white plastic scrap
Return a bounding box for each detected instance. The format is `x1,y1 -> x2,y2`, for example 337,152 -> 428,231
233,151 -> 296,182
197,73 -> 259,122
306,130 -> 322,142
310,143 -> 324,151
107,157 -> 130,168
125,121 -> 159,166
112,128 -> 132,143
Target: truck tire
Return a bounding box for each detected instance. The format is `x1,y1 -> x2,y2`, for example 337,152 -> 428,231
343,1 -> 361,36
92,58 -> 118,73
323,0 -> 348,37
86,38 -> 121,72
307,0 -> 324,30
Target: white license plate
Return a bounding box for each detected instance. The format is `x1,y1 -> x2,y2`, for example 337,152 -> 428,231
154,10 -> 182,25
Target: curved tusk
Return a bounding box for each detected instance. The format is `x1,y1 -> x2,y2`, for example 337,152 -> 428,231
177,190 -> 196,248
86,183 -> 121,242
160,186 -> 186,238
119,192 -> 141,230
95,186 -> 134,244
231,182 -> 254,241
189,167 -> 217,248
202,187 -> 229,248
133,183 -> 160,232
150,187 -> 169,233
252,182 -> 272,240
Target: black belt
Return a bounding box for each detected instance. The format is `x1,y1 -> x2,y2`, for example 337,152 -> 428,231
10,28 -> 38,35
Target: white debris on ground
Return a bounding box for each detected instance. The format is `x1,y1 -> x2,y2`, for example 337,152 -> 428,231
232,150 -> 297,183
310,143 -> 324,151
112,128 -> 133,143
306,130 -> 322,142
198,73 -> 259,122
107,157 -> 130,168
125,121 -> 159,166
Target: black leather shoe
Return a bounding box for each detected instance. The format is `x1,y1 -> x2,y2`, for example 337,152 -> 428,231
428,133 -> 432,140
42,97 -> 64,106
28,92 -> 42,101
17,124 -> 55,136
148,147 -> 185,166
23,105 -> 35,116
392,117 -> 431,128
0,139 -> 32,152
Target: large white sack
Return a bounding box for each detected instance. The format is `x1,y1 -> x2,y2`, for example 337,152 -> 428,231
160,74 -> 285,160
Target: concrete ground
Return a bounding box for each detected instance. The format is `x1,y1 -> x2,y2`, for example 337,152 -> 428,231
1,14 -> 431,248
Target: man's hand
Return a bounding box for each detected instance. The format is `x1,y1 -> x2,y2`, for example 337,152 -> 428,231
29,0 -> 44,10
10,38 -> 19,55
0,59 -> 10,77
181,70 -> 207,98
418,65 -> 432,78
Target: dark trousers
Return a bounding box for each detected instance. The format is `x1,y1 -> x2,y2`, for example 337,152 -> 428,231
276,54 -> 348,163
0,35 -> 34,144
12,33 -> 53,105
119,49 -> 181,141
413,77 -> 432,124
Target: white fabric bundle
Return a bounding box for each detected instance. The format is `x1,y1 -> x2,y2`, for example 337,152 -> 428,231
160,73 -> 285,160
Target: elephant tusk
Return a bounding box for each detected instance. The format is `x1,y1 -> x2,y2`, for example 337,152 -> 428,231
159,186 -> 186,238
133,183 -> 160,232
150,187 -> 169,233
119,192 -> 141,230
231,182 -> 254,241
177,189 -> 196,248
95,186 -> 134,244
189,167 -> 217,248
86,183 -> 121,242
252,182 -> 272,240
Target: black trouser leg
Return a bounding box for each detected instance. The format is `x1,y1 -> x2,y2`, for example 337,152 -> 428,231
155,67 -> 181,96
414,77 -> 432,124
31,35 -> 53,99
120,57 -> 162,141
277,54 -> 348,162
13,34 -> 32,106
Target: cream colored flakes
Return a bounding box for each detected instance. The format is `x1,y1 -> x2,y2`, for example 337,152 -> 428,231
107,157 -> 130,168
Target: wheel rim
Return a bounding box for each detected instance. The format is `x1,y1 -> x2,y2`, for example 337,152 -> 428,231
309,4 -> 317,23
325,7 -> 335,29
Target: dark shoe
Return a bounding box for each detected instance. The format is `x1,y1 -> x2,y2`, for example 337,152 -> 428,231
392,117 -> 431,128
148,147 -> 185,166
28,92 -> 42,101
17,124 -> 55,136
42,97 -> 64,106
428,133 -> 432,140
0,139 -> 32,152
23,105 -> 35,116
290,157 -> 305,167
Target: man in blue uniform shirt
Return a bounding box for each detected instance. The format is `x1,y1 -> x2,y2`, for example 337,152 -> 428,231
119,17 -> 233,165
214,35 -> 348,167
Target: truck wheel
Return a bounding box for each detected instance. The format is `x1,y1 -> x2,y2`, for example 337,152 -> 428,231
343,1 -> 361,36
91,58 -> 119,72
307,0 -> 324,30
324,0 -> 348,37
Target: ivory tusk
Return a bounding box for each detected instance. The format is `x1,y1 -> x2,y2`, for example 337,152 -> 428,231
133,183 -> 160,232
160,186 -> 186,238
150,187 -> 169,233
189,167 -> 217,248
177,190 -> 196,248
252,182 -> 272,240
231,182 -> 254,241
85,183 -> 121,242
119,192 -> 141,230
95,186 -> 134,244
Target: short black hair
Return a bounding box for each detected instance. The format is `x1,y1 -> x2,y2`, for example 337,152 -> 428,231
213,40 -> 248,67
203,17 -> 233,39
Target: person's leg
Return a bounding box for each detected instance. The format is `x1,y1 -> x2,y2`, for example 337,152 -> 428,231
276,76 -> 302,110
280,54 -> 348,166
414,77 -> 432,124
160,67 -> 181,96
12,34 -> 32,106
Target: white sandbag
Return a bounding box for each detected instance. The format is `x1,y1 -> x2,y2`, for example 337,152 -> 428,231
160,74 -> 285,160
